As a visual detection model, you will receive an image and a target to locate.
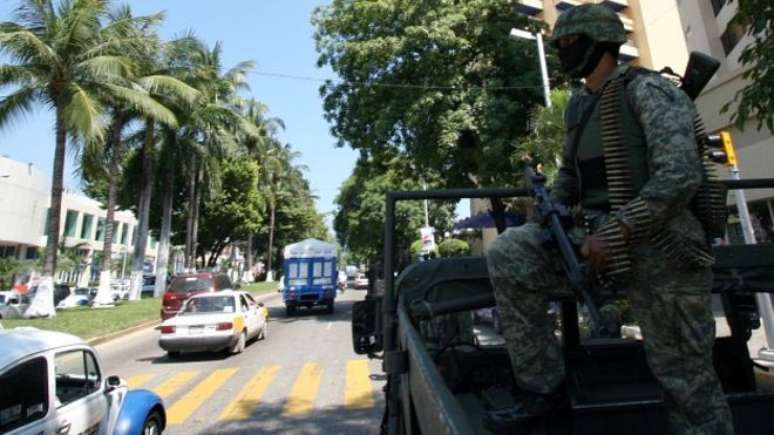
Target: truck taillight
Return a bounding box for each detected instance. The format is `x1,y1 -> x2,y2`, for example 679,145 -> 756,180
216,322 -> 233,331
160,325 -> 175,334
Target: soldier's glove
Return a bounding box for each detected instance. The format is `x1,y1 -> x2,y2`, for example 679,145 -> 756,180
581,234 -> 609,273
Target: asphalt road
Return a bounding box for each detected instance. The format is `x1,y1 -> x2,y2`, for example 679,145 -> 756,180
95,288 -> 384,435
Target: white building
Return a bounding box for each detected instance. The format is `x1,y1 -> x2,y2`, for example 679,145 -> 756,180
0,155 -> 157,280
677,0 -> 774,242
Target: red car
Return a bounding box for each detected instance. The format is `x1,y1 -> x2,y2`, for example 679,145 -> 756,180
161,273 -> 236,320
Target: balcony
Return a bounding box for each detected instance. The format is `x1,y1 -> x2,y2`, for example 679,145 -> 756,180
555,0 -> 581,12
618,13 -> 634,33
620,42 -> 639,62
602,0 -> 628,12
515,0 -> 544,16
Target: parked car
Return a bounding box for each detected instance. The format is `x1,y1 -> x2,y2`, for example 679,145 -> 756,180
56,287 -> 92,309
354,273 -> 369,290
160,273 -> 236,320
0,292 -> 30,319
142,275 -> 156,298
53,284 -> 71,306
0,290 -> 14,305
111,279 -> 129,301
158,290 -> 266,357
0,328 -> 166,435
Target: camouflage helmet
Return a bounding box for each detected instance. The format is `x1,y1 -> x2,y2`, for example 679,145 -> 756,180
551,4 -> 626,46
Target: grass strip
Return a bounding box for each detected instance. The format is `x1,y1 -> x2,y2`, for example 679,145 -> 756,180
0,297 -> 161,339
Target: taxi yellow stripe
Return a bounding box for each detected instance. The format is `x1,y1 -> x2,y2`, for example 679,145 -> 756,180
153,370 -> 199,399
167,368 -> 239,425
219,365 -> 281,421
344,360 -> 375,409
126,373 -> 154,389
283,363 -> 322,416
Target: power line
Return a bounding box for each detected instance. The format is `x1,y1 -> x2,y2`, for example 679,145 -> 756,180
249,70 -> 545,91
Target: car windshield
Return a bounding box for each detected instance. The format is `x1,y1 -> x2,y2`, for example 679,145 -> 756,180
182,296 -> 235,314
74,288 -> 89,295
0,294 -> 5,304
169,277 -> 213,293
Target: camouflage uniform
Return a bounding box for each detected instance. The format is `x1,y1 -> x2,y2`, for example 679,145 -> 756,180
486,5 -> 734,434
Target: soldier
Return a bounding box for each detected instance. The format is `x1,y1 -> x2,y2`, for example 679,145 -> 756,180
484,4 -> 734,434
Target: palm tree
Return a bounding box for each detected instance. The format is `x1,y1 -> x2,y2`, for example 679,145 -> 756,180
0,0 -> 162,311
177,39 -> 258,271
82,7 -> 197,304
238,97 -> 285,278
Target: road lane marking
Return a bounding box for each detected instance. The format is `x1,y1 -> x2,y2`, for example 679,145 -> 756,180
283,363 -> 322,416
167,368 -> 239,425
219,365 -> 281,421
153,370 -> 199,399
344,360 -> 375,409
326,322 -> 333,330
127,373 -> 154,388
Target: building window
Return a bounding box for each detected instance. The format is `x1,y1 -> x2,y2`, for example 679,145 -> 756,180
711,0 -> 727,16
25,248 -> 39,260
112,222 -> 120,242
0,245 -> 17,258
721,21 -> 747,55
95,218 -> 105,241
80,214 -> 93,239
63,210 -> 79,238
120,223 -> 129,245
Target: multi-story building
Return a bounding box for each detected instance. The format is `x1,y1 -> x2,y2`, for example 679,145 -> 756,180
0,155 -> 157,281
515,0 -> 690,71
677,0 -> 774,242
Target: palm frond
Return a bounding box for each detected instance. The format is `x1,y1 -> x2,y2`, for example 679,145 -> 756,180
78,55 -> 134,80
64,81 -> 105,142
0,24 -> 58,65
0,86 -> 39,131
0,63 -> 39,86
138,75 -> 199,103
101,83 -> 177,127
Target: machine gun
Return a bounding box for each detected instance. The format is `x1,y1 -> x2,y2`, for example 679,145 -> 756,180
525,165 -> 604,333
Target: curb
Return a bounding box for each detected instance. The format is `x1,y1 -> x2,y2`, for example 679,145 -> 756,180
87,318 -> 160,346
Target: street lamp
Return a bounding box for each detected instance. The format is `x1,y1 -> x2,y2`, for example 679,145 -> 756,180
510,28 -> 552,108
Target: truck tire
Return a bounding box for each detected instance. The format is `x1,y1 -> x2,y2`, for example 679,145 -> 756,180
286,305 -> 296,316
326,302 -> 335,314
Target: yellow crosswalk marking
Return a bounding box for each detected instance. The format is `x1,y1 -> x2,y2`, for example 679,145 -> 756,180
153,370 -> 199,399
219,365 -> 281,421
283,363 -> 322,416
167,368 -> 239,425
126,373 -> 154,389
344,360 -> 375,409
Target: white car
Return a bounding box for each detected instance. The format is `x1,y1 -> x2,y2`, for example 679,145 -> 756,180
158,290 -> 267,357
0,328 -> 166,435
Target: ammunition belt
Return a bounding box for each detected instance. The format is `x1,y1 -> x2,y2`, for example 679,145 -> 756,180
599,76 -> 634,283
597,75 -> 716,283
692,115 -> 729,240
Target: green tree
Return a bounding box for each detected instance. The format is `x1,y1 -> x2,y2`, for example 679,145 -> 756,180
314,0 -> 559,189
0,0 -> 153,282
517,88 -> 571,181
437,238 -> 470,257
722,0 -> 774,132
334,158 -> 454,266
197,158 -> 263,267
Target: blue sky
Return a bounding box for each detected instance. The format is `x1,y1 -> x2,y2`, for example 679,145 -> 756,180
0,0 -> 358,227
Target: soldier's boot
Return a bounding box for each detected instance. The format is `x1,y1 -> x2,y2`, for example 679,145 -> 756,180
483,387 -> 570,434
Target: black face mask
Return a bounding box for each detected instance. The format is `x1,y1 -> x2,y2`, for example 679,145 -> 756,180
558,35 -> 608,78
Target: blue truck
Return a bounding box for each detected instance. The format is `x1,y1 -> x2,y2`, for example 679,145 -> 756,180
282,238 -> 338,316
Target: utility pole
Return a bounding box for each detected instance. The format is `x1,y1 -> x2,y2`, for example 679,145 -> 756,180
510,28 -> 551,108
721,132 -> 774,363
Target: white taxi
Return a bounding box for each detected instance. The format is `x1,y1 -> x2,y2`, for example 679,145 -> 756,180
158,290 -> 267,358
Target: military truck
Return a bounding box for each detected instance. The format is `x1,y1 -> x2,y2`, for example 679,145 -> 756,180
352,181 -> 774,435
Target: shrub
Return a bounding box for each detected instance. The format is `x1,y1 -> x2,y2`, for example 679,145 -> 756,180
438,239 -> 470,258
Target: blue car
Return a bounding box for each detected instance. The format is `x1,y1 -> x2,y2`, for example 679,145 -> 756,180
0,328 -> 166,435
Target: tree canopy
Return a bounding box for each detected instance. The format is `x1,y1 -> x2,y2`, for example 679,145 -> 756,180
314,0 -> 561,189
722,0 -> 774,132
